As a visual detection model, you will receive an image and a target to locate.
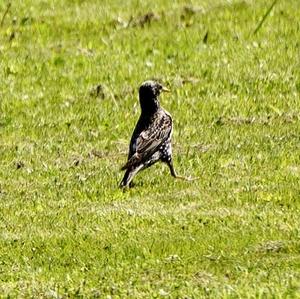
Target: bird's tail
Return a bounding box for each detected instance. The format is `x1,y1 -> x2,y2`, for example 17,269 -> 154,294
120,169 -> 130,187
120,163 -> 144,188
121,153 -> 141,170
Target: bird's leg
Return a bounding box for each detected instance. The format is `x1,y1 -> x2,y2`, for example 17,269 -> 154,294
119,164 -> 144,188
166,160 -> 198,181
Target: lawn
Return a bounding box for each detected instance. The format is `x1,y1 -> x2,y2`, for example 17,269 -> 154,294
0,0 -> 300,297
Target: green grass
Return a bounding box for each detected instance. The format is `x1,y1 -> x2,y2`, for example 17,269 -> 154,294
1,0 -> 300,297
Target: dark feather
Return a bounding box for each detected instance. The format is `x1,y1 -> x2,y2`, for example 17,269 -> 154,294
122,111 -> 172,170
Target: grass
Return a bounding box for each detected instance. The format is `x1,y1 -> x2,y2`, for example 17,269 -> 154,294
1,0 -> 300,297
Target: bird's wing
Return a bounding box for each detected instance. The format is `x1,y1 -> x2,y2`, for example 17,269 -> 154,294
121,112 -> 172,170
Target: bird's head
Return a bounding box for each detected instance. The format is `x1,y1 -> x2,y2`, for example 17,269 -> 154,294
138,80 -> 170,113
139,80 -> 169,98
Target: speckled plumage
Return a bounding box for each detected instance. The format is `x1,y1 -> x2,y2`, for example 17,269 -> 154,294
120,80 -> 183,188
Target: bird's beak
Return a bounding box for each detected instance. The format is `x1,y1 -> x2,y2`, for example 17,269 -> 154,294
161,86 -> 170,93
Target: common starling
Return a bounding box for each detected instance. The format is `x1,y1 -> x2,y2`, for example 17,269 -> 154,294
120,80 -> 192,188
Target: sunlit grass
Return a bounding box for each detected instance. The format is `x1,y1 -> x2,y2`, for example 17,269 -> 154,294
0,0 -> 300,297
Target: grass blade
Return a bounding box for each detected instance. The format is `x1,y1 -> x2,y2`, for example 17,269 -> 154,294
0,2 -> 11,27
253,0 -> 278,35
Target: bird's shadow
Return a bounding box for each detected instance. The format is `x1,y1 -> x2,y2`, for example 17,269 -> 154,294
118,180 -> 143,192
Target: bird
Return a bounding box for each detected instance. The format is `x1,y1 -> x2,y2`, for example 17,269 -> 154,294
120,80 -> 193,188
